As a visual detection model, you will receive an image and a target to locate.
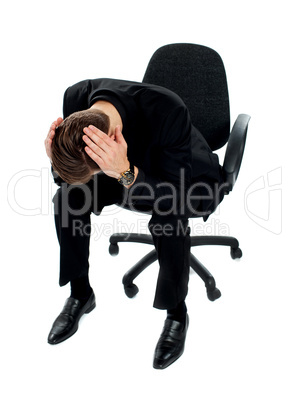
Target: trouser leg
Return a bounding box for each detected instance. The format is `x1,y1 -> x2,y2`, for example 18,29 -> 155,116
53,183 -> 93,287
148,214 -> 191,310
52,174 -> 125,287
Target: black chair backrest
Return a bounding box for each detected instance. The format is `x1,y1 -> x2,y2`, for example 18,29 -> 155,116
143,43 -> 230,151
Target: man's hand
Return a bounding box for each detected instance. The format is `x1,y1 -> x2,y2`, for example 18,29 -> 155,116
44,117 -> 63,161
83,125 -> 130,179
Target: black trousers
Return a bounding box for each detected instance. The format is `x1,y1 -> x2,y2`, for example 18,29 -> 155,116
53,173 -> 193,310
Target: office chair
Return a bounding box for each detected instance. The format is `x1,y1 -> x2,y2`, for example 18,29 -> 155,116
108,43 -> 250,301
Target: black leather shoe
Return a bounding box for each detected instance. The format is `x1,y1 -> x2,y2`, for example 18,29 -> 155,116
153,314 -> 189,369
48,291 -> 96,345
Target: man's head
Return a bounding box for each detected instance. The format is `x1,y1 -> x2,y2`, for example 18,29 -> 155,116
51,109 -> 110,184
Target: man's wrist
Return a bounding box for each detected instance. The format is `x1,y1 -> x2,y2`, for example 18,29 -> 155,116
115,161 -> 129,180
117,162 -> 138,188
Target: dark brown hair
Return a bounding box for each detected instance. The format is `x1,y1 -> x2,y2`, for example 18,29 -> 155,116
51,109 -> 110,184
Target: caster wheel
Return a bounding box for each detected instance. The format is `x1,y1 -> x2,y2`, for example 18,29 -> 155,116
231,247 -> 242,259
109,243 -> 119,256
124,284 -> 139,298
207,288 -> 221,301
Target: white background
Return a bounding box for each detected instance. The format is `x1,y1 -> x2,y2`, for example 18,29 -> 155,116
1,0 -> 287,401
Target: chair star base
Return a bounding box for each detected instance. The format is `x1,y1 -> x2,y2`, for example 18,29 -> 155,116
109,233 -> 242,302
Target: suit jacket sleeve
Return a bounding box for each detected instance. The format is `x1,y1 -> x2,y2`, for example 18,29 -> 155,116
127,104 -> 193,213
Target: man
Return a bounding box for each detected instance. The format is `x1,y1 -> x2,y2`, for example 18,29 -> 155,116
45,78 -> 224,369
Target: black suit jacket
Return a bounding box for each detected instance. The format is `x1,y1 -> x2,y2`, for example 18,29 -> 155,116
54,78 -> 224,217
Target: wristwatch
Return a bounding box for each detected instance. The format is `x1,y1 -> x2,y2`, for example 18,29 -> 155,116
118,164 -> 135,186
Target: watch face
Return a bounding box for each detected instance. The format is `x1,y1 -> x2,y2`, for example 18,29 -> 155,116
119,170 -> 134,185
